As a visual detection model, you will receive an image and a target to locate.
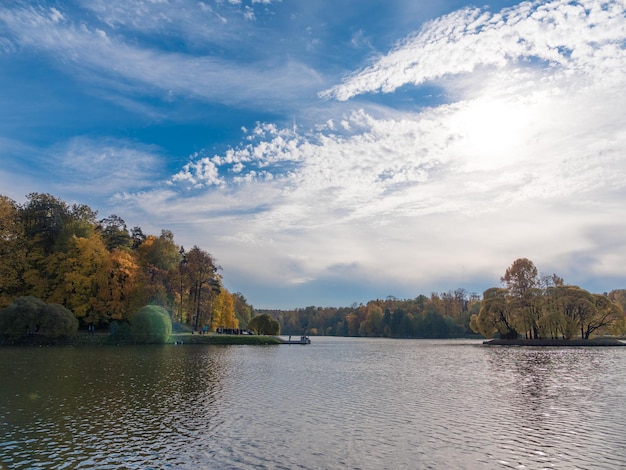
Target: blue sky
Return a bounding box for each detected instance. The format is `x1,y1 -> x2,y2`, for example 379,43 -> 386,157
2,0 -> 626,309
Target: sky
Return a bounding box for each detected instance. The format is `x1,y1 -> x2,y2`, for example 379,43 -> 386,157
1,0 -> 626,309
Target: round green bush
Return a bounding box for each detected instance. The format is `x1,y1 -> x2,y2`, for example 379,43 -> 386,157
131,305 -> 172,344
0,296 -> 78,343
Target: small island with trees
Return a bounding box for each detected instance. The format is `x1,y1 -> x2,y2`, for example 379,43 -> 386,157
470,258 -> 626,346
1,193 -> 625,346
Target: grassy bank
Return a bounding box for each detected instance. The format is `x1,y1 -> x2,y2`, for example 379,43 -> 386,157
168,333 -> 282,345
2,332 -> 282,346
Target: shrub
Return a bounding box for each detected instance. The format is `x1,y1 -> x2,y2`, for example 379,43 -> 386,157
0,296 -> 78,343
131,305 -> 172,344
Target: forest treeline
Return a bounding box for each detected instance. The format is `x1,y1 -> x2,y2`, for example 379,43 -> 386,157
0,193 -> 255,331
2,194 -> 625,341
261,289 -> 482,338
261,259 -> 626,340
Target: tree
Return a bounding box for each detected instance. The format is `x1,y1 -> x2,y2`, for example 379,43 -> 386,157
185,246 -> 221,330
417,311 -> 449,338
0,195 -> 26,307
47,234 -> 110,325
98,214 -> 131,250
359,304 -> 384,337
136,230 -> 182,306
587,294 -> 626,339
211,288 -> 238,330
20,193 -> 71,255
232,292 -> 255,329
131,305 -> 172,344
513,288 -> 544,339
501,258 -> 538,298
471,288 -> 518,339
0,296 -> 78,343
248,313 -> 280,335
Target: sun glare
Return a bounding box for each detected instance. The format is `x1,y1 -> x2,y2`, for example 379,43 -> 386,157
453,98 -> 534,170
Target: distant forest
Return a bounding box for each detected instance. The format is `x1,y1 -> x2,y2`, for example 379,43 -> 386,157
261,291 -> 481,338
2,193 -> 625,340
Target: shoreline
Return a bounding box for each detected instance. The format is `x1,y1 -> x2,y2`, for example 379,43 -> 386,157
0,333 -> 283,347
483,338 -> 626,347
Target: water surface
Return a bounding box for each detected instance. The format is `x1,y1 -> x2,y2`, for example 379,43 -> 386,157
1,337 -> 625,469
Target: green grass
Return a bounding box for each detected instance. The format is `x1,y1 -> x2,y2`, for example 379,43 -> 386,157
3,332 -> 282,346
168,333 -> 281,345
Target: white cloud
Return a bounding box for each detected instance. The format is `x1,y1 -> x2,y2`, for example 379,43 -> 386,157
115,0 -> 626,304
320,0 -> 626,101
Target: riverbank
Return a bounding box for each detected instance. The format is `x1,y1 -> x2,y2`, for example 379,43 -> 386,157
483,338 -> 626,347
1,332 -> 283,346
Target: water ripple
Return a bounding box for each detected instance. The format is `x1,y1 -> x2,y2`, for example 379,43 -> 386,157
2,340 -> 626,468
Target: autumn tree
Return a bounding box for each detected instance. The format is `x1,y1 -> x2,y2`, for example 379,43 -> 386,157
0,195 -> 26,307
94,248 -> 142,322
185,246 -> 221,331
47,234 -> 111,325
359,303 -> 384,337
211,288 -> 238,330
136,230 -> 181,306
501,258 -> 538,298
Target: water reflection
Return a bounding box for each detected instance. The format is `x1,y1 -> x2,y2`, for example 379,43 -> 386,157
2,340 -> 626,469
483,346 -> 626,468
0,346 -> 233,468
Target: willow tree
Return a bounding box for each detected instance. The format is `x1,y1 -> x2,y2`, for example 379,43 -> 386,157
543,286 -> 625,339
470,288 -> 517,339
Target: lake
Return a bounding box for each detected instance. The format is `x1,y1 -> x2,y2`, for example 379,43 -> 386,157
2,337 -> 626,469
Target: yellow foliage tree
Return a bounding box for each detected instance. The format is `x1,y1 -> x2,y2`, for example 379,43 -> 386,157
211,289 -> 238,330
0,196 -> 26,308
48,235 -> 110,323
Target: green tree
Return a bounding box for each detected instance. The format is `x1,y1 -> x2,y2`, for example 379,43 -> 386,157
232,292 -> 255,329
98,214 -> 132,251
417,311 -> 449,338
0,296 -> 78,343
131,305 -> 172,344
471,287 -> 518,339
248,313 -> 280,335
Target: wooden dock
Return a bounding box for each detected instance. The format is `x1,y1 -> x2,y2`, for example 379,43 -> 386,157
281,335 -> 311,345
